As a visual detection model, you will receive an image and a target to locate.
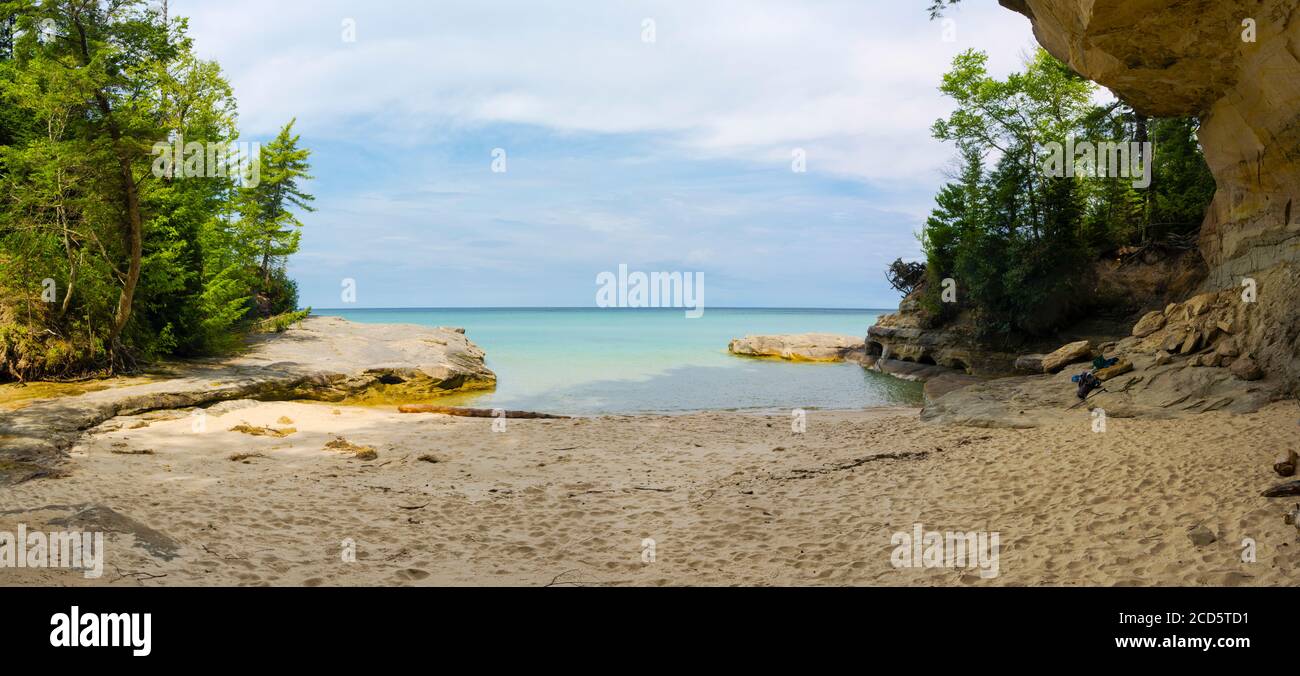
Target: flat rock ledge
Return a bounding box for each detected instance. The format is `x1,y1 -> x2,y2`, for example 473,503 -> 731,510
728,334 -> 868,363
921,351 -> 1279,429
0,316 -> 495,484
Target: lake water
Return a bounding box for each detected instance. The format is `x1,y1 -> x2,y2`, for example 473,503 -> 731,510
318,308 -> 920,415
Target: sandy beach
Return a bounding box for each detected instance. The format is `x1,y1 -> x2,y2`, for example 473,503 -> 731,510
3,398 -> 1296,587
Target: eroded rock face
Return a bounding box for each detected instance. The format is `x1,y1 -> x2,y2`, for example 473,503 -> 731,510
1004,0 -> 1300,392
867,299 -> 1019,376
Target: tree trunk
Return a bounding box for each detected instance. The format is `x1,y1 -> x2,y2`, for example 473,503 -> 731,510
1135,114 -> 1151,242
73,10 -> 144,345
105,148 -> 143,344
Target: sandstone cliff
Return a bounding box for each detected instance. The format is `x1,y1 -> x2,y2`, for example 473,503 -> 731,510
1001,0 -> 1300,392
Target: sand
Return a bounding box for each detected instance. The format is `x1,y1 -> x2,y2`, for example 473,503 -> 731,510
2,400 -> 1297,586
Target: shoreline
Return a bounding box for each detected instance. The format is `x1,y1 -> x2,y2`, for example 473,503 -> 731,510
3,317 -> 1296,587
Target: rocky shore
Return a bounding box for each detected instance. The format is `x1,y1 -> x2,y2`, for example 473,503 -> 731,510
866,286 -> 1283,428
0,317 -> 495,485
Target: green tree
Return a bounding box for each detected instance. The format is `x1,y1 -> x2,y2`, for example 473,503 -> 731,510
240,119 -> 313,315
0,0 -> 312,379
917,48 -> 1212,339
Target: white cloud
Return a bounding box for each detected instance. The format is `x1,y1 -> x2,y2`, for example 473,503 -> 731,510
175,0 -> 1036,182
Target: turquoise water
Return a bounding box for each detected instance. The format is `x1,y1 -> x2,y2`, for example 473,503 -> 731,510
318,308 -> 920,415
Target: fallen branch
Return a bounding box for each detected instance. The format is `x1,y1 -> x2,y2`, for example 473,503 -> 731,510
398,404 -> 569,419
1263,480 -> 1300,498
773,451 -> 930,481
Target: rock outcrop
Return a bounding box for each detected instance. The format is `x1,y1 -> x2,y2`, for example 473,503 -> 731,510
924,287 -> 1285,427
1002,0 -> 1300,392
728,334 -> 868,363
867,299 -> 1019,376
0,317 -> 495,484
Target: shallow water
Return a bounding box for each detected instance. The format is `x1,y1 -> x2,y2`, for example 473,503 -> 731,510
318,307 -> 920,415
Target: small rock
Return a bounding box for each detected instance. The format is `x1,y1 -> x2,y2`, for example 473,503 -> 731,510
1216,319 -> 1236,335
1178,331 -> 1201,355
1132,311 -> 1166,338
1153,350 -> 1174,366
1187,524 -> 1217,547
1275,450 -> 1298,477
1229,356 -> 1263,381
1160,332 -> 1185,353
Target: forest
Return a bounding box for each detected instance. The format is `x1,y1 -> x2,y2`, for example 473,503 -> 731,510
912,48 -> 1216,338
0,0 -> 313,382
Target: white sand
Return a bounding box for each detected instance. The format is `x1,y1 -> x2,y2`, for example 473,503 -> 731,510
2,400 -> 1297,586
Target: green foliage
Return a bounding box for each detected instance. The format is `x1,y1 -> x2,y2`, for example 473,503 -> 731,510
253,308 -> 312,335
239,119 -> 315,291
919,48 -> 1216,340
0,1 -> 313,380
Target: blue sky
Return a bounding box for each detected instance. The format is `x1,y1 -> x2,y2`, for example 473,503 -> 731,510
175,0 -> 1039,309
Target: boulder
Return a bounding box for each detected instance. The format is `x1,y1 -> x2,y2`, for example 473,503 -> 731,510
1040,341 -> 1093,374
1214,337 -> 1240,358
1229,357 -> 1264,382
1186,293 -> 1217,317
1132,311 -> 1166,338
1014,354 -> 1046,373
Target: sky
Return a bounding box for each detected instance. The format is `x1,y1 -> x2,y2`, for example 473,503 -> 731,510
173,0 -> 1039,309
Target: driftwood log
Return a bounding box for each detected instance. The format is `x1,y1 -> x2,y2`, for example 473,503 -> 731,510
397,404 -> 569,419
1274,449 -> 1298,477
1262,480 -> 1300,498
